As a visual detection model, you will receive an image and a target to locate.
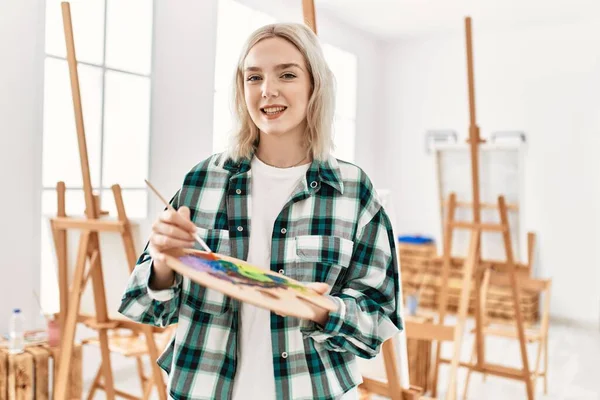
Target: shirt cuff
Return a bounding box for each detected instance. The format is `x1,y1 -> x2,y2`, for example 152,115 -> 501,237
300,295 -> 347,340
321,295 -> 346,334
146,261 -> 182,302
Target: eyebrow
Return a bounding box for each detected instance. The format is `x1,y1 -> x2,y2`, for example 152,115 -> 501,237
244,63 -> 304,72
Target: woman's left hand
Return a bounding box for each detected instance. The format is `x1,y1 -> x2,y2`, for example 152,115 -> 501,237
306,282 -> 333,326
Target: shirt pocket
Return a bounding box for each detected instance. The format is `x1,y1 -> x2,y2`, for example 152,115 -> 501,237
182,226 -> 231,315
292,235 -> 354,290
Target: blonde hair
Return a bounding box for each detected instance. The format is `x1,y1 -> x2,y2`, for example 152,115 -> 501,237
226,23 -> 335,162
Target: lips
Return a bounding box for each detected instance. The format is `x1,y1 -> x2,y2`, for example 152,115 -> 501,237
260,105 -> 287,115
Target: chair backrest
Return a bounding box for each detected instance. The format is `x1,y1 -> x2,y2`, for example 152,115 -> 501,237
483,271 -> 552,336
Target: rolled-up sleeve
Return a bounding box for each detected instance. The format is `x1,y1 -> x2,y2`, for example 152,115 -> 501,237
118,191 -> 183,328
118,252 -> 182,328
301,209 -> 403,359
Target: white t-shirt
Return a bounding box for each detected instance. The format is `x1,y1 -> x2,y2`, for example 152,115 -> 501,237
231,156 -> 357,400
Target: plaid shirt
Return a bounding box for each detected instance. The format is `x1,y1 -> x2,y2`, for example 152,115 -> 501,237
119,153 -> 403,400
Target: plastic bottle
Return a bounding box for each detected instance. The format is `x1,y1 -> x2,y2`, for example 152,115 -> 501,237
9,308 -> 25,354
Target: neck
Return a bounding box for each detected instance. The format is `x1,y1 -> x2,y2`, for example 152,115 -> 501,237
256,132 -> 311,168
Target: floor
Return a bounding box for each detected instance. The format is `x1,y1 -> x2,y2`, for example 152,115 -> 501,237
77,319 -> 600,400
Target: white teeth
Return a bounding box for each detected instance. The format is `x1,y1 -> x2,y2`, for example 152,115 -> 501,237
263,106 -> 286,114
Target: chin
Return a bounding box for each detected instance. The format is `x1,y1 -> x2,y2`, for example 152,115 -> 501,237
260,130 -> 286,138
258,125 -> 292,137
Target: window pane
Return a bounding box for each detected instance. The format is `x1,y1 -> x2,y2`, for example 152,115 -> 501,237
105,0 -> 153,75
42,58 -> 103,188
42,189 -> 88,216
332,117 -> 355,162
214,0 -> 276,92
45,0 -> 105,65
214,0 -> 253,92
212,91 -> 234,154
100,189 -> 148,219
102,71 -> 150,187
323,44 -> 357,119
213,1 -> 277,153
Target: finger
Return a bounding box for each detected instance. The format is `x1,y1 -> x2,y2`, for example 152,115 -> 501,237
178,206 -> 190,219
148,248 -> 166,263
177,206 -> 198,232
152,220 -> 195,242
306,282 -> 330,295
150,233 -> 195,251
159,208 -> 197,233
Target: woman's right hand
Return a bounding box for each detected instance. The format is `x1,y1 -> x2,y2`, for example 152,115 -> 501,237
148,206 -> 198,288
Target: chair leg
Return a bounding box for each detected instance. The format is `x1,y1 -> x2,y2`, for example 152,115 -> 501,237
530,339 -> 543,393
462,340 -> 477,400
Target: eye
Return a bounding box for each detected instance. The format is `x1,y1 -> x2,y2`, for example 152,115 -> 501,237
281,73 -> 297,79
246,75 -> 261,82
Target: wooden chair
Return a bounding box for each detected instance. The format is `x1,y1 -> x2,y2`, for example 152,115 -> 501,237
462,272 -> 552,399
359,335 -> 424,400
82,324 -> 175,399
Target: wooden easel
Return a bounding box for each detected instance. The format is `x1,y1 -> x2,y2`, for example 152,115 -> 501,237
302,0 -> 318,34
424,17 -> 534,400
50,3 -> 169,399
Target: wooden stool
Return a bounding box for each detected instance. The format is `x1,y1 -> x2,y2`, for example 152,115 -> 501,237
0,343 -> 82,399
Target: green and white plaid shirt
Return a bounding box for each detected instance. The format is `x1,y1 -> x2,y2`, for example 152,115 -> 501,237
119,153 -> 403,400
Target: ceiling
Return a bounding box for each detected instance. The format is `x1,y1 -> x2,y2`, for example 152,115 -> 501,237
313,0 -> 600,39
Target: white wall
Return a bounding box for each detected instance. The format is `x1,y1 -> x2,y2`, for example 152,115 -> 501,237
384,19 -> 600,328
0,0 -> 45,332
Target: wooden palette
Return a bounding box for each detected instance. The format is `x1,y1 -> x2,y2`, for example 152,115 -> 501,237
163,249 -> 337,320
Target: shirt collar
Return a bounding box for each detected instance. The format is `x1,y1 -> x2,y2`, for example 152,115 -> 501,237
222,152 -> 344,195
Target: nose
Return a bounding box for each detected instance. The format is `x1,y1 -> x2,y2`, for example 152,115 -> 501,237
261,76 -> 279,99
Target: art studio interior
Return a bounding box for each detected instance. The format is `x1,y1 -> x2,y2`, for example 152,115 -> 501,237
2,0 -> 599,399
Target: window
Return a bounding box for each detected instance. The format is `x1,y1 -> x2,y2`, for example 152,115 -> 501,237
212,0 -> 276,153
211,1 -> 358,163
41,0 -> 154,311
323,43 -> 358,162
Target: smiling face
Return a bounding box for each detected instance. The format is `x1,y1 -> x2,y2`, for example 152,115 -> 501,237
243,37 -> 312,141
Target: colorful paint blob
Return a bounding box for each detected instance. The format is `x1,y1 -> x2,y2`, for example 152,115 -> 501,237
179,253 -> 308,292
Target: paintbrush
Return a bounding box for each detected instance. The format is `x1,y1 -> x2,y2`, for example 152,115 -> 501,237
144,179 -> 214,255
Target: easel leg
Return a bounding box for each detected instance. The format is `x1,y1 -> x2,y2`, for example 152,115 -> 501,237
142,329 -> 168,400
431,194 -> 457,397
543,338 -> 548,394
88,234 -> 116,399
446,230 -> 480,400
499,197 -> 534,400
55,231 -> 90,400
461,341 -> 477,400
86,365 -> 103,400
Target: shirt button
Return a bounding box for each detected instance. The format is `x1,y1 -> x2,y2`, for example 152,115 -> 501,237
278,269 -> 284,274
235,189 -> 242,194
281,352 -> 288,359
237,226 -> 244,232
280,228 -> 287,234
310,181 -> 318,188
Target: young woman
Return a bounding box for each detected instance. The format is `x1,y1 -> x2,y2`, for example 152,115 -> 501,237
119,23 -> 402,400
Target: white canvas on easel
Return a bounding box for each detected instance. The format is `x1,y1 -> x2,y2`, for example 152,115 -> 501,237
432,140 -> 529,265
